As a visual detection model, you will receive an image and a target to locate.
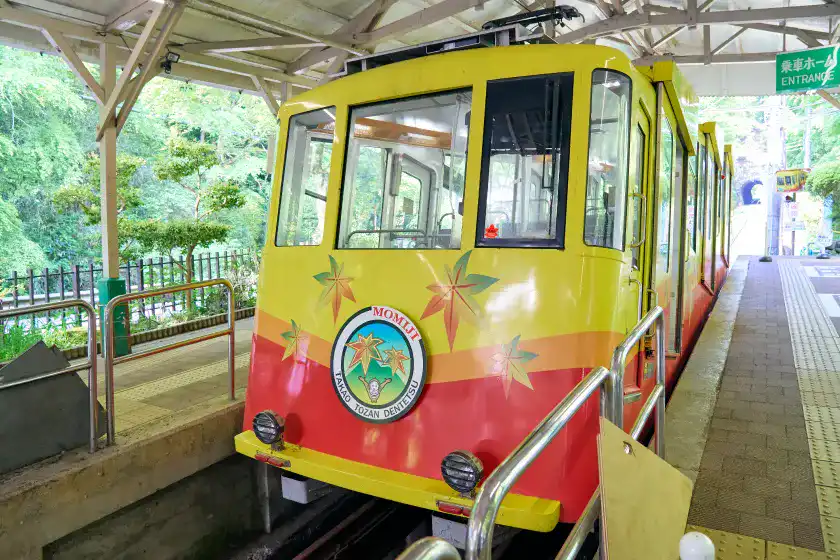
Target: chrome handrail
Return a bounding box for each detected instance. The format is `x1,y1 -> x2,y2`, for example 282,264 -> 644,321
0,299 -> 99,453
397,537 -> 461,560
557,306 -> 666,560
103,279 -> 235,445
607,306 -> 665,432
467,306 -> 666,560
466,366 -> 612,560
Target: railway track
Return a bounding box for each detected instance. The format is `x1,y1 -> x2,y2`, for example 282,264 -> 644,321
231,490 -> 600,560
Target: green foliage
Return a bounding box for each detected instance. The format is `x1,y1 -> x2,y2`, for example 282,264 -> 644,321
0,326 -> 42,362
0,324 -> 89,362
52,154 -> 145,224
154,138 -> 217,185
0,44 -> 274,271
0,198 -> 46,274
128,218 -> 231,255
203,181 -> 246,214
807,162 -> 840,199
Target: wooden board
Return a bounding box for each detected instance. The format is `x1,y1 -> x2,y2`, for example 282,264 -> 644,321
599,418 -> 693,560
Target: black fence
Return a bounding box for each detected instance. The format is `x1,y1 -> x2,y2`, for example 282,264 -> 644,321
1,249 -> 258,331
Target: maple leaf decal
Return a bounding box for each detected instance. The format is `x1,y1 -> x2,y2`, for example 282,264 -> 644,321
280,320 -> 308,362
314,255 -> 356,322
421,250 -> 498,351
381,346 -> 410,382
346,333 -> 384,376
490,335 -> 539,396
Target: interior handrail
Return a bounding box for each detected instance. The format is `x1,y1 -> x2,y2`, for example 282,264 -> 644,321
0,299 -> 99,453
103,278 -> 235,446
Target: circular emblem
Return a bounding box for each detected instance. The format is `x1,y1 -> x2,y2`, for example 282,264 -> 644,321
330,306 -> 426,423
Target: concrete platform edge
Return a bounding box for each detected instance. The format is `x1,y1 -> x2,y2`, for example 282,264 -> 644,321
665,258 -> 748,483
0,398 -> 245,559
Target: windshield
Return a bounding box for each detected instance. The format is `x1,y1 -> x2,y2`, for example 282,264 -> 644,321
337,90 -> 472,249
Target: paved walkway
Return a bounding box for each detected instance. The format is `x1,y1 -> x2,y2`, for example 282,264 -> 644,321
99,318 -> 252,432
668,256 -> 840,558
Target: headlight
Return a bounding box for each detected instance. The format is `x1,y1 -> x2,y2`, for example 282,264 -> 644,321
253,410 -> 285,446
441,450 -> 483,496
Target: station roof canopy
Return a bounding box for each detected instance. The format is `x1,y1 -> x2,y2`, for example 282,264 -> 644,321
0,0 -> 838,105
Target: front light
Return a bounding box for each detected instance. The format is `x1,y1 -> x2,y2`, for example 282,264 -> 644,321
441,450 -> 483,496
253,410 -> 284,446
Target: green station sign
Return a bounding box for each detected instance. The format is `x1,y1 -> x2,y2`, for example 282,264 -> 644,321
776,45 -> 840,93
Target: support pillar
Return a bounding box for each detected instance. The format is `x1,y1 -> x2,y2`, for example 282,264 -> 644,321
98,43 -> 129,356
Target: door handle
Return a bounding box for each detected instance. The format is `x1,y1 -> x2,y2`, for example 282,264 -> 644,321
628,277 -> 643,322
624,387 -> 643,404
628,192 -> 647,249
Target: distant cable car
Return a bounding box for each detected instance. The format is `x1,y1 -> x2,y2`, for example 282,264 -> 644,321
776,168 -> 809,193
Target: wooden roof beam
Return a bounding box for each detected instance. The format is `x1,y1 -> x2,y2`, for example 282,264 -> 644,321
180,36 -> 322,53
40,26 -> 104,102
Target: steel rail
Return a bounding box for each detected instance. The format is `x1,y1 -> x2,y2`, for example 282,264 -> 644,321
0,299 -> 98,453
103,279 -> 235,445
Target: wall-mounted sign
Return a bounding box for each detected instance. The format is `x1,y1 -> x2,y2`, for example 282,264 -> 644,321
776,45 -> 840,93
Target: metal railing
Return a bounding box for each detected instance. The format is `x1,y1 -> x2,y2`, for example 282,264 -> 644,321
466,306 -> 666,560
103,279 -> 235,445
397,537 -> 461,560
0,299 -> 99,453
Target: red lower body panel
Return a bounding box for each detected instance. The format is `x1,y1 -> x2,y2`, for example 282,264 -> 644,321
244,334 -> 602,521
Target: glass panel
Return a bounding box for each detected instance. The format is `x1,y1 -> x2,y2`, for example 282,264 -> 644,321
275,107 -> 336,246
697,144 -> 707,244
657,118 -> 674,271
478,74 -> 570,246
338,90 -> 471,249
584,70 -> 632,249
686,154 -> 697,253
705,146 -> 714,242
669,141 -> 684,353
630,124 -> 645,270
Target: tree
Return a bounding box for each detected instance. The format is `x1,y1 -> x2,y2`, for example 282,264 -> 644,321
807,162 -> 840,199
136,137 -> 245,309
52,153 -> 146,260
0,198 -> 46,275
53,153 -> 144,223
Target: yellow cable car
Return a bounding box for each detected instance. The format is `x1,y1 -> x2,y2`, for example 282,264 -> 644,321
776,168 -> 809,193
235,24 -> 732,534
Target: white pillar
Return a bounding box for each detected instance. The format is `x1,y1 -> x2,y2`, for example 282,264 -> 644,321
99,43 -> 119,278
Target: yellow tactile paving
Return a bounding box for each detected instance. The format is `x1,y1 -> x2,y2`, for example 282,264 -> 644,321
803,392 -> 840,409
811,439 -> 840,464
799,373 -> 840,395
817,486 -> 840,519
805,406 -> 840,426
822,516 -> 840,556
688,525 -> 765,560
807,421 -> 840,443
766,541 -> 835,559
116,353 -> 249,401
814,461 -> 840,488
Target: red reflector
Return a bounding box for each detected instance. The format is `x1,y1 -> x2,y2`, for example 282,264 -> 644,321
255,452 -> 290,468
437,501 -> 471,517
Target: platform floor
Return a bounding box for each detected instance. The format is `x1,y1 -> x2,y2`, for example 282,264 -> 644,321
668,256 -> 840,558
75,317 -> 253,433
